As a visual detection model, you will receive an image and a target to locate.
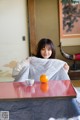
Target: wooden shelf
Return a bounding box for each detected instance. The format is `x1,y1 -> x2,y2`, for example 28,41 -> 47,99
68,70 -> 80,80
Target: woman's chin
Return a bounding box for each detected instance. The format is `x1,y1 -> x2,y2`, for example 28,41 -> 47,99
43,56 -> 49,59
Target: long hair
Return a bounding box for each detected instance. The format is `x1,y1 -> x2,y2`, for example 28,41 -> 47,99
36,38 -> 56,58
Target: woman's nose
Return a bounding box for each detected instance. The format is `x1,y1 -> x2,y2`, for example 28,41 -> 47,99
44,49 -> 48,53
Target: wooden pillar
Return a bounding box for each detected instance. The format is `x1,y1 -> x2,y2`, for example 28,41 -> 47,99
27,0 -> 36,55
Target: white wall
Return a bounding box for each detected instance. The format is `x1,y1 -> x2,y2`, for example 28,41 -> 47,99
0,0 -> 29,81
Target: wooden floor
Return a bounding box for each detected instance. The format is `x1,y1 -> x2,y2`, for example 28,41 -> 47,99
71,80 -> 80,87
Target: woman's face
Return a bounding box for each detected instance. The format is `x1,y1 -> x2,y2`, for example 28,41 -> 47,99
40,44 -> 52,59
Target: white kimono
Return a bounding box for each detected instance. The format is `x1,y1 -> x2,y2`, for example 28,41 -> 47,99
12,57 -> 70,82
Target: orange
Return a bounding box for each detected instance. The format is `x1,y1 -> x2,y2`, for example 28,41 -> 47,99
40,74 -> 48,83
40,83 -> 49,92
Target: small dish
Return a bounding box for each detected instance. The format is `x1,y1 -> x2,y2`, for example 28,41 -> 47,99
25,79 -> 34,86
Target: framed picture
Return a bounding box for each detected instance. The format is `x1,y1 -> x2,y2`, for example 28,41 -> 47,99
59,0 -> 80,39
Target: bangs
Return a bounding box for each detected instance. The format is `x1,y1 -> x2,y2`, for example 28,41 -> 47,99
41,43 -> 52,50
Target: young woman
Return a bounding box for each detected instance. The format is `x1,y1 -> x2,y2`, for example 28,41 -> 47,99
36,38 -> 69,71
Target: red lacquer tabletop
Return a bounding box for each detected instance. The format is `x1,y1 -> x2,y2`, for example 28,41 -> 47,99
0,80 -> 76,99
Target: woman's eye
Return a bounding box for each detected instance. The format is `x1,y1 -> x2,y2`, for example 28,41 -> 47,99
42,48 -> 45,50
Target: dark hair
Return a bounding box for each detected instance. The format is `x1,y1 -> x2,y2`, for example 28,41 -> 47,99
36,38 -> 56,58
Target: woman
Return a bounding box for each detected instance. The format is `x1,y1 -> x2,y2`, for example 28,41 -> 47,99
36,38 -> 69,71
12,38 -> 69,81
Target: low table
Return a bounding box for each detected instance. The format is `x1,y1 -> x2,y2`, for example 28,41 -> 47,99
0,80 -> 79,120
0,80 -> 76,99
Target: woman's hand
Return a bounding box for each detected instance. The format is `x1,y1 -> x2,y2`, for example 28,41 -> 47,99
64,63 -> 69,72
